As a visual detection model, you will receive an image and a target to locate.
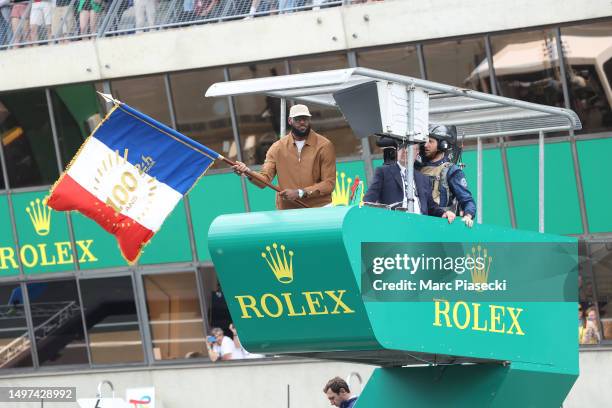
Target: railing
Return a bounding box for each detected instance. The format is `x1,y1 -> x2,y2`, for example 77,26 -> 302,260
0,0 -> 374,50
0,301 -> 81,368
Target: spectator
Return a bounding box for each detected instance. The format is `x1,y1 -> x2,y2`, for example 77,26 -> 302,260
134,0 -> 155,30
277,0 -> 295,13
195,0 -> 219,20
77,0 -> 103,36
206,327 -> 235,361
323,376 -> 357,408
581,306 -> 602,345
229,323 -> 264,359
578,305 -> 585,344
10,0 -> 30,44
29,0 -> 51,42
0,0 -> 11,45
51,0 -> 75,41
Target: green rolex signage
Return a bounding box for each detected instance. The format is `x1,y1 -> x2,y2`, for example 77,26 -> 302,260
208,206 -> 578,407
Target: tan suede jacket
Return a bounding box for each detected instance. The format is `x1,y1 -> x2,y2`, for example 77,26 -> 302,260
248,130 -> 336,210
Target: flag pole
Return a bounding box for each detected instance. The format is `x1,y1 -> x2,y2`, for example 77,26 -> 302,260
218,156 -> 309,208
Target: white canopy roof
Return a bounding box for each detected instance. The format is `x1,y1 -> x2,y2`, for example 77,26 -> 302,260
205,67 -> 581,138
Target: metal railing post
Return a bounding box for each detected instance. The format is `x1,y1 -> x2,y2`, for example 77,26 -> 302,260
538,130 -> 545,233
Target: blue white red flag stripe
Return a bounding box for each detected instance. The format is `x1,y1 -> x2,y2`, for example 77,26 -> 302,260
47,102 -> 220,263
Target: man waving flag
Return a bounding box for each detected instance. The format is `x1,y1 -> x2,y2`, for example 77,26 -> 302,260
47,96 -> 220,263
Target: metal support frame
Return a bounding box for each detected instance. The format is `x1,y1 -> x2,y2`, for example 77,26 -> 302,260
538,130 -> 545,233
348,50 -> 374,183
224,67 -> 251,212
0,130 -> 40,369
476,137 -> 483,224
46,88 -> 93,366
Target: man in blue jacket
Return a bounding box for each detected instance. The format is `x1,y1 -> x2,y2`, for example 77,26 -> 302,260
418,124 -> 476,228
363,141 -> 456,223
323,377 -> 358,408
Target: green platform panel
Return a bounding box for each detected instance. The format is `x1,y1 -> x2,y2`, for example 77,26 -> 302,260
190,173 -> 246,262
0,194 -> 19,278
462,149 -> 511,228
11,191 -> 75,275
507,142 -> 582,235
71,211 -> 125,270
208,206 -> 578,407
577,137 -> 612,233
246,175 -> 277,212
138,201 -> 191,265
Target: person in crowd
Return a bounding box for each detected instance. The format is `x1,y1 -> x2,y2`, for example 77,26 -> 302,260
579,305 -> 586,344
51,0 -> 75,41
0,0 -> 11,45
363,140 -> 456,222
229,323 -> 264,359
10,0 -> 30,44
277,0 -> 295,13
206,327 -> 235,361
581,306 -> 602,345
77,0 -> 103,36
233,104 -> 336,210
29,0 -> 51,41
417,124 -> 476,228
134,0 -> 156,30
195,0 -> 219,20
323,376 -> 358,408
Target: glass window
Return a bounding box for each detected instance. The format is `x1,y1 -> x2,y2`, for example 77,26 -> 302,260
199,267 -> 231,332
0,283 -> 33,369
588,241 -> 612,343
357,44 -> 422,154
143,272 -> 207,361
27,280 -> 88,367
424,37 -> 490,92
290,54 -> 360,158
230,61 -> 288,165
491,30 -> 563,107
170,68 -> 234,165
0,90 -> 59,188
111,75 -> 172,125
561,21 -> 612,134
357,44 -> 421,77
50,83 -> 106,168
80,276 -> 144,365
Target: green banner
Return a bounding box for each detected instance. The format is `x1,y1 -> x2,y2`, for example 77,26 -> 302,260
362,242 -> 578,302
0,194 -> 19,277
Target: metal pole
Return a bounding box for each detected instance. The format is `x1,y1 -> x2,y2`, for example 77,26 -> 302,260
554,28 -> 571,111
224,67 -> 251,212
538,130 -> 545,233
348,50 -> 374,183
406,145 -> 414,213
416,44 -> 427,79
280,98 -> 286,137
476,137 -> 483,224
0,131 -> 40,368
484,35 -> 498,95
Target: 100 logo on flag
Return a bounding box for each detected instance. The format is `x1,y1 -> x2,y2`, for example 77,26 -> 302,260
48,99 -> 220,263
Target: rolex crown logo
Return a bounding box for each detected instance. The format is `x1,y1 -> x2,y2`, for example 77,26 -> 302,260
262,243 -> 294,284
26,197 -> 52,236
467,245 -> 492,289
331,172 -> 352,206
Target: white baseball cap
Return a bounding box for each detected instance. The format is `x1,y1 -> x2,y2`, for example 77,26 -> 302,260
289,104 -> 312,118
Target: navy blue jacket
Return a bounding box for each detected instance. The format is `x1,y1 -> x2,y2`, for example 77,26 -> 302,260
418,156 -> 476,217
340,397 -> 358,408
363,163 -> 445,217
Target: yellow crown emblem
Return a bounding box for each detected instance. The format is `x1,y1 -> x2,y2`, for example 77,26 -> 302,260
26,198 -> 52,236
332,172 -> 359,206
261,243 -> 294,284
466,245 -> 493,289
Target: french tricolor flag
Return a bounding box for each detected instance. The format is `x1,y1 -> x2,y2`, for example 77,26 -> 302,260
48,100 -> 220,263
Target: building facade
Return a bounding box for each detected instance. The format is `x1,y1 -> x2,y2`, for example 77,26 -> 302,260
0,0 -> 610,406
